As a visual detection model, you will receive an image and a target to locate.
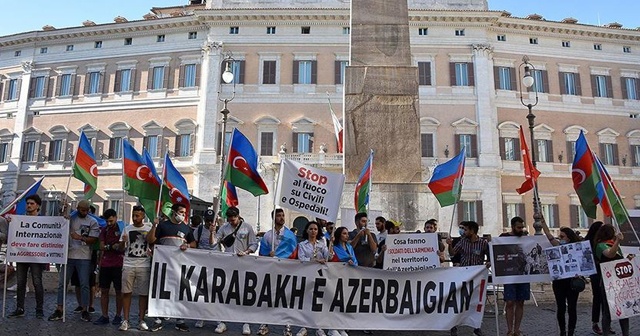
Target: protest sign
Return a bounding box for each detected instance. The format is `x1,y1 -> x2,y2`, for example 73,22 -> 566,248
149,246 -> 488,331
600,257 -> 640,320
382,233 -> 440,271
620,209 -> 640,256
489,236 -> 552,284
6,215 -> 69,264
276,159 -> 345,222
544,241 -> 596,280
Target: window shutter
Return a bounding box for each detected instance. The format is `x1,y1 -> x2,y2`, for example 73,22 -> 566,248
509,67 -> 517,91
15,79 -> 22,98
499,137 -> 506,160
309,132 -> 314,152
143,136 -> 149,150
518,203 -> 526,220
613,144 -> 619,165
502,203 -> 508,228
566,141 -> 574,162
216,131 -> 222,154
28,79 -> 36,98
541,70 -> 549,93
421,133 -> 433,157
147,68 -> 154,90
552,204 -> 560,228
157,135 -> 164,157
2,80 -> 8,101
292,60 -> 299,84
457,201 -> 463,223
546,140 -> 554,162
163,66 -> 170,89
632,145 -> 638,167
46,77 -> 53,98
311,61 -> 317,84
559,72 -> 567,95
476,201 -> 483,226
0,81 -> 4,101
195,64 -> 202,86
114,70 -> 122,92
574,73 -> 582,96
334,61 -> 341,85
590,75 -> 598,97
470,134 -> 478,158
599,143 -> 605,160
98,72 -> 105,94
238,61 -> 245,84
131,69 -> 139,92
48,141 -> 54,161
71,74 -> 78,96
493,66 -> 500,90
83,73 -> 91,95
605,76 -> 613,98
418,62 -> 431,86
514,136 -> 521,160
454,135 -> 461,154
20,142 -> 27,161
175,135 -> 182,156
292,133 -> 298,153
569,205 -> 578,228
108,138 -> 116,159
178,65 -> 185,88
189,134 -> 195,156
636,79 -> 640,100
449,62 -> 456,86
621,77 -> 629,99
467,62 -> 475,86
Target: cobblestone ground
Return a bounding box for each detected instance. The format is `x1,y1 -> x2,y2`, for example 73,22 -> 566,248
1,273 -> 639,335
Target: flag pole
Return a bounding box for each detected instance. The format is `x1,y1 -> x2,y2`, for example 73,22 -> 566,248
366,150 -> 373,237
121,138 -> 127,222
156,151 -> 167,218
448,147 -> 466,236
2,263 -> 7,318
62,132 -> 84,211
271,161 -> 285,254
215,128 -> 235,224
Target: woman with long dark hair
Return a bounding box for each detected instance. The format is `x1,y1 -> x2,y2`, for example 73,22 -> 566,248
325,227 -> 356,336
552,227 -> 581,336
584,221 -> 605,335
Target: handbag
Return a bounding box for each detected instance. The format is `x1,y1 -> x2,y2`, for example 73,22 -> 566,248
570,276 -> 586,292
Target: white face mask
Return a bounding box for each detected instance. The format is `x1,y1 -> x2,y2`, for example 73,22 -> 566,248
175,214 -> 186,223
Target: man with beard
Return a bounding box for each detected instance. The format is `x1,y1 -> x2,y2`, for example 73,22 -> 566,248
499,217 -> 529,336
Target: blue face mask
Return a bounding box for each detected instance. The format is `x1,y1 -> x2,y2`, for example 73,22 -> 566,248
559,239 -> 567,245
458,228 -> 465,237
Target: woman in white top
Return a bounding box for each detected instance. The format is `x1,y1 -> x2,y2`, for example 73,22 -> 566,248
296,222 -> 328,336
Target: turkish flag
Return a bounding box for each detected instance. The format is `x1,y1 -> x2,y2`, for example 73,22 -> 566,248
516,126 -> 541,194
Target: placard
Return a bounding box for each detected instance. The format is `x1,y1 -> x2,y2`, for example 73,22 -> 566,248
489,235 -> 552,284
382,233 -> 440,271
544,241 -> 596,280
600,257 -> 640,320
6,215 -> 69,264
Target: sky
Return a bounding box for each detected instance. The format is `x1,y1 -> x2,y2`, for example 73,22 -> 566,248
1,0 -> 638,37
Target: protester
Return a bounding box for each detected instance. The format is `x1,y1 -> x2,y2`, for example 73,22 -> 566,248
551,227 -> 580,336
375,220 -> 401,268
424,218 -> 445,264
296,221 -> 329,336
324,222 -> 335,241
595,224 -> 629,336
193,209 -> 217,329
49,200 -> 100,322
119,206 -> 152,331
93,209 -> 124,326
328,227 -> 355,336
446,221 -> 488,336
215,206 -> 258,335
0,216 -> 12,288
8,194 -> 46,319
348,212 -> 377,267
189,214 -> 202,232
499,216 -> 530,336
147,202 -> 196,332
584,221 -> 605,335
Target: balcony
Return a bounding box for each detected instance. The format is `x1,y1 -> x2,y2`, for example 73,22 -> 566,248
278,153 -> 343,167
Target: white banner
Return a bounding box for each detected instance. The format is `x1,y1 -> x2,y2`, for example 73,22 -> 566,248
6,215 -> 69,264
382,233 -> 440,271
544,241 -> 596,280
276,159 -> 345,222
489,236 -> 552,284
149,246 -> 488,330
600,258 -> 640,320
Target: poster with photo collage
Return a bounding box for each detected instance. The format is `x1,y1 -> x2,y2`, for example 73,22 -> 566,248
544,241 -> 596,280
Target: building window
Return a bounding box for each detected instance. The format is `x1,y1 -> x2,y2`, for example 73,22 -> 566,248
594,43 -> 602,51
176,134 -> 193,157
183,64 -> 197,87
455,29 -> 465,36
267,26 -> 276,34
6,79 -> 19,100
221,60 -> 244,85
601,143 -> 619,165
503,203 -> 524,228
500,137 -> 519,161
32,76 -> 47,98
496,66 -> 514,90
86,72 -> 101,94
0,143 -> 9,163
529,38 -> 538,45
301,26 -> 311,34
151,66 -> 165,90
260,132 -> 274,156
497,34 -> 506,42
535,139 -> 553,162
531,69 -> 547,93
453,62 -> 471,86
115,69 -> 132,92
109,137 -> 123,159
541,204 -> 558,228
624,78 -> 639,100
40,47 -> 48,54
294,60 -> 316,84
458,134 -> 477,158
66,45 -> 74,51
335,60 -> 347,85
632,145 -> 640,167
59,74 -> 72,96
420,133 -> 434,158
94,41 -> 102,48
48,139 -> 64,161
576,205 -> 591,229
562,41 -> 571,48
143,135 -> 159,158
342,27 -> 350,35
561,72 -> 580,96
21,140 -> 37,162
229,26 -> 239,34
459,201 -> 483,225
593,75 -> 611,98
41,200 -> 60,216
217,131 -> 232,155
418,28 -> 428,36
623,46 -> 631,53
124,38 -> 133,45
418,62 -> 432,86
294,133 -> 313,153
262,60 -> 277,84
14,50 -> 21,57
188,31 -> 198,39
156,35 -> 165,42
104,200 -> 122,219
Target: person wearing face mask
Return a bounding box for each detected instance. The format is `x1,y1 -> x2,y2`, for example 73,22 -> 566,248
551,227 -> 580,336
147,202 -> 196,332
445,221 -> 489,336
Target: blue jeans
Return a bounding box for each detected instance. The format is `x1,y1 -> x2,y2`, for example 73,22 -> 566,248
57,259 -> 92,307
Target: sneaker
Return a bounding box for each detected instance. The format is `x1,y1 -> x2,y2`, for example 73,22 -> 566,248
256,324 -> 268,335
175,322 -> 189,332
195,320 -> 204,328
327,331 -> 341,336
8,308 -> 25,318
119,320 -> 129,331
139,320 -> 149,331
246,323 -> 255,335
215,322 -> 228,334
48,309 -> 63,321
316,330 -> 327,336
35,309 -> 44,319
297,328 -> 308,336
6,284 -> 17,291
450,326 -> 458,336
93,315 -> 109,325
150,320 -> 163,332
81,310 -> 92,322
73,306 -> 83,314
339,331 -> 348,336
473,329 -> 484,336
112,315 -> 123,325
284,325 -> 292,336
88,307 -> 96,314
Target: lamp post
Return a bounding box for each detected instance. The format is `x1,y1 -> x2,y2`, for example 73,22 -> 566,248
213,53 -> 236,216
518,55 -> 543,235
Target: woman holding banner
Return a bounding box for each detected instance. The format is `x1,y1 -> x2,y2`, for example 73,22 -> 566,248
326,227 -> 356,336
595,225 -> 628,336
552,227 -> 580,336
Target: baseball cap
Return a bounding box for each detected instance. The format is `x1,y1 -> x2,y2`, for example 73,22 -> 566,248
204,209 -> 215,221
390,219 -> 403,228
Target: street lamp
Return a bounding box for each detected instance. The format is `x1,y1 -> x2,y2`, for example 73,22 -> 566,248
213,53 -> 236,216
518,55 -> 543,235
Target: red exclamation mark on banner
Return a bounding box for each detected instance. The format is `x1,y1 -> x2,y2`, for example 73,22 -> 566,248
476,279 -> 486,312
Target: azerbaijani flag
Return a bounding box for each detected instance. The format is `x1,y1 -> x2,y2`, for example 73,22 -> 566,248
571,131 -> 601,218
162,153 -> 190,215
0,176 -> 44,216
428,147 -> 466,207
594,155 -> 629,226
354,150 -> 373,213
221,180 -> 239,217
225,128 -> 268,196
73,132 -> 98,199
258,227 -> 298,259
123,140 -> 161,200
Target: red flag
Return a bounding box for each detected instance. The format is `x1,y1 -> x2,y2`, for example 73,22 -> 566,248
516,126 -> 541,194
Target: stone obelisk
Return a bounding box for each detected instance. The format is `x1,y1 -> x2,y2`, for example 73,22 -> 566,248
345,0 -> 421,184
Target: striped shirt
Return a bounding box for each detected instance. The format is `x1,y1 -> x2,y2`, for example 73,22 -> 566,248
452,236 -> 489,267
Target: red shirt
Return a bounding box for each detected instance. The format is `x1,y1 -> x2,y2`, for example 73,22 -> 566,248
99,225 -> 124,268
